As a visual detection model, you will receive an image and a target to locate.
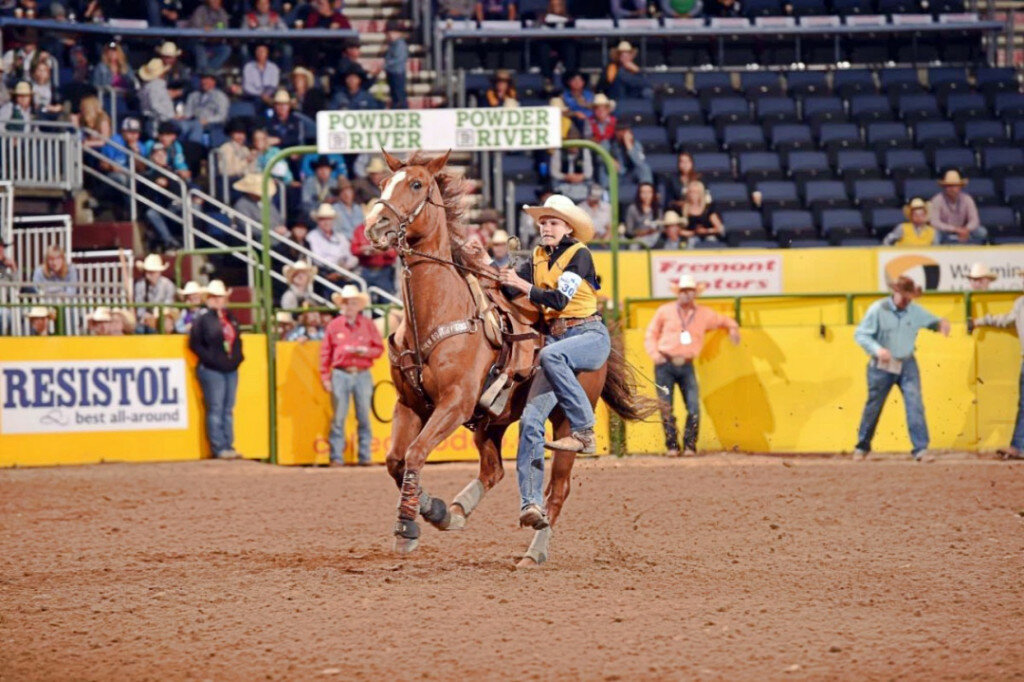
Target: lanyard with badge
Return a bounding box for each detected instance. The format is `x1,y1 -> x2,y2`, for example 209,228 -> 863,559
677,305 -> 696,346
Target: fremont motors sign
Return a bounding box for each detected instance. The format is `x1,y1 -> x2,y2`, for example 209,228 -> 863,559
651,254 -> 783,297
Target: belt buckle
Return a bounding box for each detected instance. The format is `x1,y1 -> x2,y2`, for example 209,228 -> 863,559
549,319 -> 566,337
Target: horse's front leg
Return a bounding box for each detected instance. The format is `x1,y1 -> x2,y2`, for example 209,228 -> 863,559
393,392 -> 476,554
446,424 -> 508,530
386,401 -> 422,489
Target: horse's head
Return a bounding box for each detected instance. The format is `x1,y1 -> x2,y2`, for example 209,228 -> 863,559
365,149 -> 451,250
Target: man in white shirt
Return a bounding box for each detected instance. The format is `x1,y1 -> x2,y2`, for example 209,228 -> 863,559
241,43 -> 280,106
306,203 -> 358,286
576,183 -> 612,241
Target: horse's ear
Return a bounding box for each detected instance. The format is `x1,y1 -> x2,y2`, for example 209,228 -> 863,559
425,150 -> 451,175
381,149 -> 404,172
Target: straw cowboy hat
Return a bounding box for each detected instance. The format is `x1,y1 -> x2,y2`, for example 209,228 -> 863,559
889,275 -> 922,299
669,275 -> 702,293
591,93 -> 616,112
490,229 -> 510,245
611,40 -> 637,57
275,311 -> 295,324
284,259 -> 317,283
26,306 -> 55,320
967,263 -> 998,281
548,96 -> 569,113
205,279 -> 232,297
88,307 -> 112,322
155,41 -> 183,57
138,58 -> 170,82
330,284 -> 370,309
938,169 -> 969,187
162,307 -> 181,322
661,210 -> 685,226
136,253 -> 170,272
365,157 -> 388,174
311,203 -> 337,220
290,66 -> 315,89
178,280 -> 206,297
272,89 -> 292,105
493,69 -> 514,83
232,173 -> 277,197
523,194 -> 596,242
111,307 -> 137,330
12,81 -> 32,97
903,197 -> 929,220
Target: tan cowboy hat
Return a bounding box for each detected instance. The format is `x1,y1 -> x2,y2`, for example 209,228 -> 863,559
155,41 -> 183,57
491,229 -> 510,245
902,197 -> 929,220
967,263 -> 997,281
138,58 -> 170,82
136,253 -> 170,272
272,88 -> 292,105
232,173 -> 276,197
669,275 -> 701,294
178,280 -> 206,297
12,81 -> 32,97
591,93 -> 616,111
284,259 -> 318,282
111,307 -> 137,330
611,40 -> 637,57
493,69 -> 514,83
205,279 -> 232,298
365,157 -> 388,174
503,98 -> 520,109
661,210 -> 685,226
548,96 -> 569,113
523,194 -> 596,242
289,66 -> 315,89
26,306 -> 55,320
275,311 -> 295,324
890,275 -> 923,299
938,169 -> 968,187
88,307 -> 112,322
330,284 -> 370,309
311,203 -> 337,220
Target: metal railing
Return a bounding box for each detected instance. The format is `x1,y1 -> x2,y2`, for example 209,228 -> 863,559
0,121 -> 82,191
0,279 -> 131,336
0,181 -> 13,239
205,148 -> 288,224
11,214 -> 73,282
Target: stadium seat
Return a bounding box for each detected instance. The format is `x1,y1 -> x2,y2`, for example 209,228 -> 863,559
914,120 -> 958,150
708,97 -> 752,127
662,98 -> 705,132
771,124 -> 814,152
854,179 -> 899,208
870,206 -> 907,235
832,0 -> 874,15
743,0 -> 784,17
721,210 -> 768,245
785,71 -> 830,97
932,147 -> 979,178
789,0 -> 828,14
902,177 -> 940,202
227,100 -> 257,120
1013,121 -> 1024,144
821,208 -> 869,243
646,153 -> 680,177
771,209 -> 816,241
756,181 -> 800,210
885,149 -> 930,178
512,182 -> 541,207
723,124 -> 767,151
516,73 -> 547,98
692,152 -> 734,180
964,120 -> 1008,148
1002,176 -> 1024,210
898,94 -> 942,123
867,122 -> 912,150
756,97 -> 799,129
674,125 -> 719,153
787,151 -> 832,180
994,93 -> 1024,121
928,67 -> 970,100
983,147 -> 1024,175
632,125 -> 672,153
741,71 -> 785,98
804,96 -> 848,128
706,182 -> 752,210
694,72 -> 735,100
946,93 -> 988,125
977,68 -> 1019,98
879,68 -> 922,100
738,151 -> 783,181
834,69 -> 877,99
818,122 -> 863,152
877,0 -> 921,13
502,154 -> 537,182
616,98 -> 659,127
836,150 -> 882,179
645,72 -> 686,95
850,95 -> 894,125
978,205 -> 1018,240
804,180 -> 851,210
967,177 -> 998,206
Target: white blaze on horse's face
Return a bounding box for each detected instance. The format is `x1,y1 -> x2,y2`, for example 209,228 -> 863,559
365,170 -> 407,230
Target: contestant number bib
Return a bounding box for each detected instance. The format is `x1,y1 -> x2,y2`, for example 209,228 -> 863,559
679,331 -> 692,345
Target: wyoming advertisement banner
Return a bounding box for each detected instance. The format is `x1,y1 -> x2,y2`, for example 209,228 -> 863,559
877,249 -> 1024,292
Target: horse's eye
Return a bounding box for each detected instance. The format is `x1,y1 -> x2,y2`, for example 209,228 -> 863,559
411,180 -> 423,191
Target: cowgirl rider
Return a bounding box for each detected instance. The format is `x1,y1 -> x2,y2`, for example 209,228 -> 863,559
498,194 -> 611,529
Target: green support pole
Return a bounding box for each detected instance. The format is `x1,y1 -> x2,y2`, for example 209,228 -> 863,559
262,145 -> 316,464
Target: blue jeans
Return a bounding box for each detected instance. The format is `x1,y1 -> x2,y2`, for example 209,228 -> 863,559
386,71 -> 407,109
329,368 -> 374,463
197,365 -> 238,456
145,207 -> 180,247
360,266 -> 395,303
1013,361 -> 1024,450
516,320 -> 610,509
855,356 -> 929,454
193,43 -> 232,73
655,361 -> 700,451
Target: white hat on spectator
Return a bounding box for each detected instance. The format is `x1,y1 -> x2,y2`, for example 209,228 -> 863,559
205,280 -> 232,298
490,229 -> 509,245
27,306 -> 55,320
138,58 -> 170,82
365,157 -> 388,174
178,280 -> 206,297
111,307 -> 137,332
592,93 -> 616,112
284,259 -> 318,283
232,173 -> 276,197
967,263 -> 997,281
136,253 -> 170,272
312,203 -> 337,220
331,284 -> 370,309
155,41 -> 183,57
276,311 -> 295,324
272,89 -> 292,105
670,275 -> 699,293
88,307 -> 112,322
611,40 -> 637,57
548,96 -> 569,113
661,210 -> 685,226
13,81 -> 32,97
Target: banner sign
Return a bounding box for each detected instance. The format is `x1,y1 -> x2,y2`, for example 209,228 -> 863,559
0,359 -> 189,434
877,249 -> 1024,292
316,107 -> 562,154
651,254 -> 784,297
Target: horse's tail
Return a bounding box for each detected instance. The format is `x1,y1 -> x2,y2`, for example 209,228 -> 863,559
602,319 -> 659,422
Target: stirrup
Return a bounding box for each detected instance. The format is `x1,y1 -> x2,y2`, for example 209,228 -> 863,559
519,504 -> 549,530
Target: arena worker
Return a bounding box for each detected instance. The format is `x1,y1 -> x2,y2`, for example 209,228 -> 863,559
643,274 -> 740,457
853,276 -> 951,463
319,285 -> 383,467
498,194 -> 608,530
134,253 -> 176,321
188,279 -> 244,460
973,273 -> 1024,460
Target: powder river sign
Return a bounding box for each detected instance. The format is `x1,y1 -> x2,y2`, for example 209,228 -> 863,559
316,107 -> 562,154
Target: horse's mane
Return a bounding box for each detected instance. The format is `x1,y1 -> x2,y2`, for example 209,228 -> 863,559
402,152 -> 492,274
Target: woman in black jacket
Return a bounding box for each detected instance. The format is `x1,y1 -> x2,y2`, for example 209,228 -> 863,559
188,280 -> 244,459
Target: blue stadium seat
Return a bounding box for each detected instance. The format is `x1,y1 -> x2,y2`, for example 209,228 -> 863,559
228,100 -> 257,120
721,210 -> 768,245
898,94 -> 942,123
771,209 -> 816,240
967,177 -> 998,206
804,180 -> 850,209
818,122 -> 862,150
804,96 -> 848,127
706,182 -> 752,210
787,151 -> 832,179
647,153 -> 680,176
789,0 -> 828,14
878,0 -> 920,13
662,98 -> 704,130
616,98 -> 658,126
739,152 -> 783,181
885,149 -> 930,178
879,68 -> 921,95
983,147 -> 1024,175
902,177 -> 940,202
674,125 -> 719,153
834,69 -> 877,99
743,0 -> 784,16
870,206 -> 907,234
741,71 -> 785,97
964,120 -> 1008,148
723,124 -> 767,151
694,72 -> 735,99
692,152 -> 734,180
837,150 -> 882,179
708,97 -> 752,126
1014,121 -> 1024,144
502,154 -> 537,182
1002,176 -> 1024,209
513,182 -> 541,207
832,0 -> 873,15
928,67 -> 970,99
632,125 -> 672,153
867,122 -> 911,150
977,68 -> 1018,97
851,95 -> 894,124
756,97 -> 798,126
931,0 -> 965,11
516,73 -> 547,97
994,93 -> 1024,121
821,208 -> 868,243
756,181 -> 800,210
854,179 -> 899,207
932,147 -> 979,177
914,120 -> 958,149
771,124 -> 814,152
785,71 -> 830,97
979,205 -> 1018,240
646,72 -> 686,95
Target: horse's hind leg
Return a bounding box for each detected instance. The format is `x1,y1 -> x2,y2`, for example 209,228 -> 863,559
447,424 -> 508,530
517,417 -> 576,569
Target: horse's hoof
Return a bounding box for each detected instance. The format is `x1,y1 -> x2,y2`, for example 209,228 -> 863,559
421,496 -> 451,530
446,510 -> 467,531
393,536 -> 419,555
515,556 -> 542,570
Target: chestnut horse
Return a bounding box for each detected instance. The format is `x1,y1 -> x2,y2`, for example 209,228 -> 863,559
364,151 -> 652,568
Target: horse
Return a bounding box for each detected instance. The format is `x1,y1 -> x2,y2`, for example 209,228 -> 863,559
364,150 -> 653,568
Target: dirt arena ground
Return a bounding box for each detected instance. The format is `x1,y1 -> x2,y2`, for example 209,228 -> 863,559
1,454 -> 1022,681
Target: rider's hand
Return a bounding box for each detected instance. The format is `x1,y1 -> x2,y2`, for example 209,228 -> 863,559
499,268 -> 531,294
875,347 -> 892,363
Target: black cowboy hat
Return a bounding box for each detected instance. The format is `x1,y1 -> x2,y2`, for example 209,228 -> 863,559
312,155 -> 336,170
157,120 -> 180,136
225,118 -> 248,135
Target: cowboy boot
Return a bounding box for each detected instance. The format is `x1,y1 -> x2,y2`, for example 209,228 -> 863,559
544,429 -> 596,454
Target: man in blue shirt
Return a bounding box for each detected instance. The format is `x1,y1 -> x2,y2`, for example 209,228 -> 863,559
141,121 -> 191,181
853,276 -> 951,462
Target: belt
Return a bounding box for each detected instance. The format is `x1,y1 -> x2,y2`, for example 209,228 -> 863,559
548,314 -> 602,337
334,366 -> 365,374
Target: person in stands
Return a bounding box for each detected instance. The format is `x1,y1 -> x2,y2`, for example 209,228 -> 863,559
27,306 -> 54,336
175,281 -> 206,333
883,198 -> 940,247
928,170 -> 988,245
32,244 -> 78,297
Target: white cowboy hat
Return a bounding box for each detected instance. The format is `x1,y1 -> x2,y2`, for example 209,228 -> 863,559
88,307 -> 112,322
178,280 -> 206,297
275,311 -> 295,324
272,89 -> 292,105
289,66 -> 315,89
136,253 -> 170,272
138,58 -> 170,82
903,197 -> 929,220
26,306 -> 55,320
491,229 -> 510,245
669,275 -> 700,293
12,81 -> 32,97
232,173 -> 276,197
330,284 -> 370,309
938,169 -> 969,187
523,194 -> 596,242
548,96 -> 569,113
205,279 -> 232,298
611,40 -> 637,56
661,210 -> 685,226
967,263 -> 997,281
311,203 -> 337,220
365,157 -> 388,174
111,307 -> 137,329
284,259 -> 318,282
591,93 -> 616,112
155,41 -> 183,57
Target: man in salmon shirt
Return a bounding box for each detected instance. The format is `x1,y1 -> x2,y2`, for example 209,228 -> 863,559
644,275 -> 741,457
320,285 -> 384,466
